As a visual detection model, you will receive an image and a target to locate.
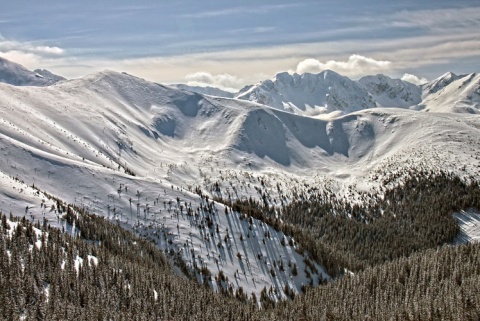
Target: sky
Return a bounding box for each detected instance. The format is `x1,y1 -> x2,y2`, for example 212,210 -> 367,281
0,0 -> 479,90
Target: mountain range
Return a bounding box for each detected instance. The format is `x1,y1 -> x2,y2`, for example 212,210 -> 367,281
176,69 -> 479,116
2,56 -> 478,115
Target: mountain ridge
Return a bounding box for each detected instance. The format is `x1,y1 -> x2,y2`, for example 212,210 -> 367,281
233,70 -> 480,115
235,70 -> 377,115
418,72 -> 480,113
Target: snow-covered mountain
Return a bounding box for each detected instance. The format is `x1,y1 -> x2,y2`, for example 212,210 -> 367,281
233,70 -> 479,115
418,72 -> 480,114
0,56 -> 64,86
358,74 -> 422,108
235,71 -> 376,115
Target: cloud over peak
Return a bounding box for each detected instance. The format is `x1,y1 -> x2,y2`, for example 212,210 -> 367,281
401,73 -> 428,85
296,55 -> 391,78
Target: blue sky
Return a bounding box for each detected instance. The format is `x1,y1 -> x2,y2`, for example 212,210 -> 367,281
1,0 -> 479,89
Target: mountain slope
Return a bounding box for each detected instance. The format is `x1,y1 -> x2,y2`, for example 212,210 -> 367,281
1,69 -> 479,197
422,71 -> 460,95
0,56 -> 64,86
358,74 -> 422,108
0,71 -> 333,299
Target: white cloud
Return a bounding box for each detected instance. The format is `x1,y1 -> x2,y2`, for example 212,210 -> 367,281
401,73 -> 428,85
34,46 -> 64,55
184,72 -> 244,91
0,39 -> 64,56
296,55 -> 392,77
0,50 -> 42,69
0,36 -> 66,70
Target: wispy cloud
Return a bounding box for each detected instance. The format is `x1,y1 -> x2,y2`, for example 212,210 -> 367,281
179,4 -> 302,18
225,26 -> 276,35
0,37 -> 65,56
370,33 -> 480,69
389,6 -> 480,32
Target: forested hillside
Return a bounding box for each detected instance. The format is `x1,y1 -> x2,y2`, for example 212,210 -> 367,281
0,211 -> 262,320
1,168 -> 479,320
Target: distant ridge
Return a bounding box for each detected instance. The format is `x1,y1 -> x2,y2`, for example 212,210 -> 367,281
234,70 -> 479,115
235,70 -> 376,115
0,56 -> 65,86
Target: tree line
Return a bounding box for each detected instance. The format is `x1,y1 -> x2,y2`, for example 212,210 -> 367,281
221,170 -> 479,276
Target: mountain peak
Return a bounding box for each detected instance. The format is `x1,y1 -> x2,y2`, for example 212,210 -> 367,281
236,70 -> 375,115
320,69 -> 341,78
422,71 -> 460,95
440,71 -> 457,80
273,71 -> 291,79
358,74 -> 422,108
63,69 -> 155,90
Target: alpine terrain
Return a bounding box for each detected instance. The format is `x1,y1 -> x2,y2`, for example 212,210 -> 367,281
1,57 -> 479,320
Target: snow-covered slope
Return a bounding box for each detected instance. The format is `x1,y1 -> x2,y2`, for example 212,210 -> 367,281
358,74 -> 422,108
0,71 -> 334,300
0,69 -> 478,208
0,68 -> 479,301
0,57 -> 64,86
171,83 -> 235,98
454,209 -> 480,244
235,71 -> 376,115
418,72 -> 480,114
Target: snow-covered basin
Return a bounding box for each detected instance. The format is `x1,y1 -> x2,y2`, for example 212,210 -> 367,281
453,209 -> 480,244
